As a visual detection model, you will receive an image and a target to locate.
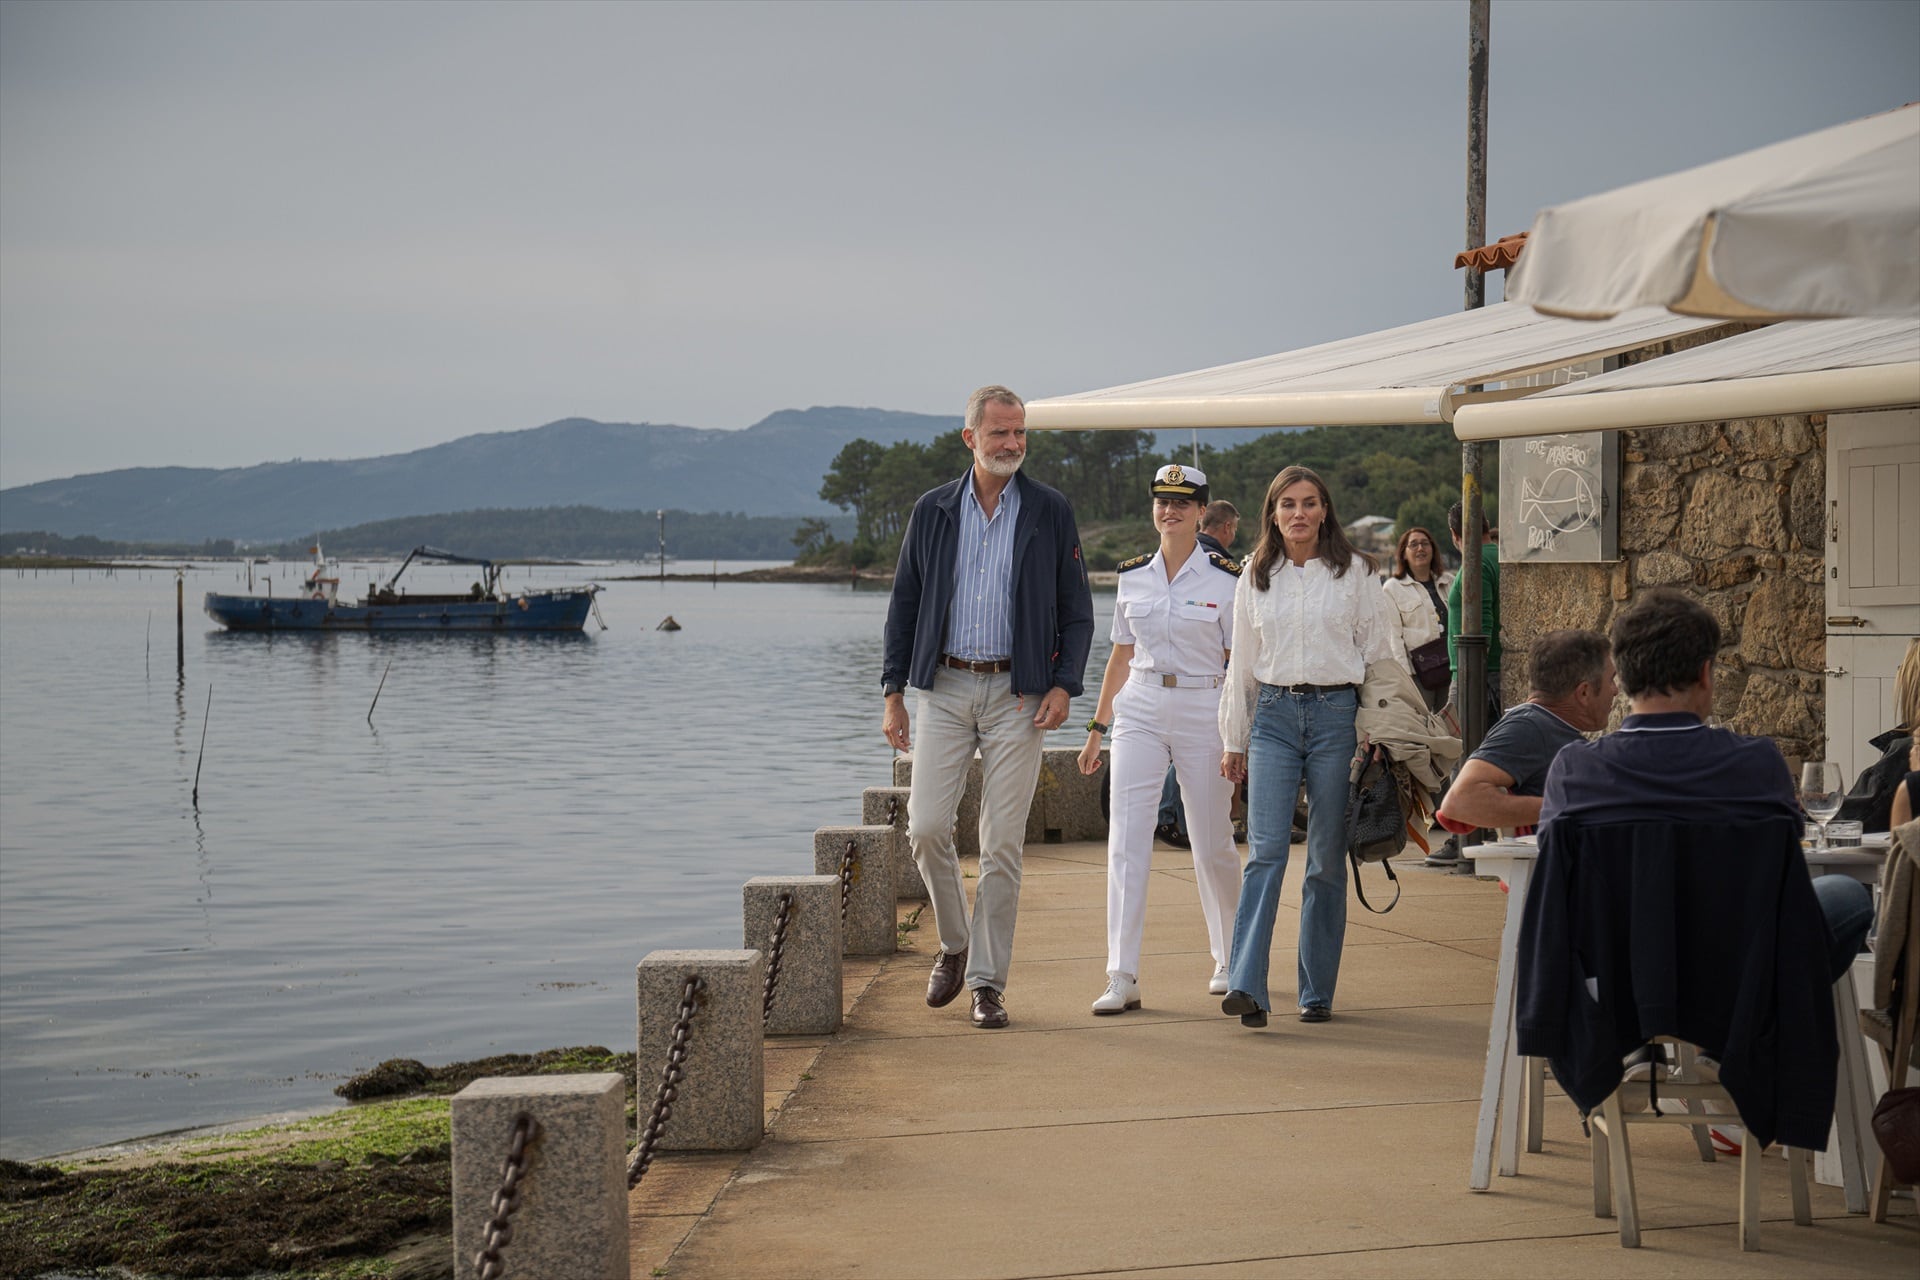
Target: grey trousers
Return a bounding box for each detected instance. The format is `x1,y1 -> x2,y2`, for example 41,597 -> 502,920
907,668 -> 1047,993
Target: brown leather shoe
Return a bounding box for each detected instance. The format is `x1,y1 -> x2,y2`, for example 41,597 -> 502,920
926,949 -> 967,1008
970,987 -> 1009,1028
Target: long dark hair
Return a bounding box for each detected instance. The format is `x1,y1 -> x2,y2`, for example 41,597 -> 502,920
1249,465 -> 1372,590
1392,526 -> 1440,581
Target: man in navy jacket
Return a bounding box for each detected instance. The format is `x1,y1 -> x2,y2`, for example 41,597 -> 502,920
881,385 -> 1094,1028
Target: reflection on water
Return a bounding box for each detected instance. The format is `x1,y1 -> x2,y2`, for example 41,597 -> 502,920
0,563 -> 1114,1157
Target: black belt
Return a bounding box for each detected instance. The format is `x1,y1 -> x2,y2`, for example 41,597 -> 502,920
942,654 -> 1012,674
1273,682 -> 1356,696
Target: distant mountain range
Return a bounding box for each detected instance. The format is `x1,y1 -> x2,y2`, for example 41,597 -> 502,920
0,407 -> 960,543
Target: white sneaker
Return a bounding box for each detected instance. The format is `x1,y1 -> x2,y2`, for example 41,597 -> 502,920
1092,974 -> 1141,1015
1208,963 -> 1231,996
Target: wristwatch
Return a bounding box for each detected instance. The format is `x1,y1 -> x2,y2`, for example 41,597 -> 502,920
1086,719 -> 1109,735
882,681 -> 905,698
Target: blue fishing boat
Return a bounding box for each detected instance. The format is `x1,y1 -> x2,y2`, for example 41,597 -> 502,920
204,546 -> 602,633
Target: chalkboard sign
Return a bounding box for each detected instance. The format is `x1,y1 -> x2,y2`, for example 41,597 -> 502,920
1498,431 -> 1619,563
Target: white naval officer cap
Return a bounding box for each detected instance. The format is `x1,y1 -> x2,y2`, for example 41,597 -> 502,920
1150,463 -> 1208,504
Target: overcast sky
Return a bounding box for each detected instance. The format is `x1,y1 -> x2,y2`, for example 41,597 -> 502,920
2,0 -> 1915,488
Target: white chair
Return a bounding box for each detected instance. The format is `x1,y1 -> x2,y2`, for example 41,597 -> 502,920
1588,1037 -> 1812,1250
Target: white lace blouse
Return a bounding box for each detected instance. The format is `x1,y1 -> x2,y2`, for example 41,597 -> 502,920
1218,555 -> 1398,752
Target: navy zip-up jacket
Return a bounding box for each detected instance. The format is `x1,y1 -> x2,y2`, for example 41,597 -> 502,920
882,471 -> 1094,699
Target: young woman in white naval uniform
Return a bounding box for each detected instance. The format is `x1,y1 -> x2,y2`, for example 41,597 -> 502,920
1076,464 -> 1243,1014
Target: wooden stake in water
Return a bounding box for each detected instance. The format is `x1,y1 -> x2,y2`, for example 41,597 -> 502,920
368,659 -> 393,725
191,685 -> 212,807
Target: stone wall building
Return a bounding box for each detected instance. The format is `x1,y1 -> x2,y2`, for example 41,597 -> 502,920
1500,412 -> 1827,769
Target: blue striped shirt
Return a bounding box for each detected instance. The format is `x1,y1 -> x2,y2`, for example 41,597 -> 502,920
945,473 -> 1020,660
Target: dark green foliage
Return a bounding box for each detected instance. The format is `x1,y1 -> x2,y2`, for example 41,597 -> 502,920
1163,424 -> 1496,535
809,422 -> 1491,568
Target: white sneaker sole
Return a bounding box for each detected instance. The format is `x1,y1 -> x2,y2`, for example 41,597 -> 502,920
1092,998 -> 1142,1015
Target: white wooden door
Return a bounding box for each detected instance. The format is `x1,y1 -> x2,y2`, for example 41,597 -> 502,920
1824,407 -> 1920,779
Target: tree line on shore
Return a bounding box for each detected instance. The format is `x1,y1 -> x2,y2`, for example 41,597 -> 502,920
799,422 -> 1490,571
7,424 -> 1489,572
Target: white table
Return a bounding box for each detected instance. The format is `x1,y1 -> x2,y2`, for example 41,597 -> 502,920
1467,837 -> 1884,1213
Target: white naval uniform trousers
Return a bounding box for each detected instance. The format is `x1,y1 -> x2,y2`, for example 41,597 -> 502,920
1105,548 -> 1243,980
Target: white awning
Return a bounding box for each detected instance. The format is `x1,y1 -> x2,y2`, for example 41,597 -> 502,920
1024,302 -> 1723,432
1506,104 -> 1920,321
1451,318 -> 1920,439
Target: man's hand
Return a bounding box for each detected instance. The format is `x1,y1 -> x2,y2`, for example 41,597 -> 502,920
882,693 -> 910,752
1221,751 -> 1247,784
1032,687 -> 1071,731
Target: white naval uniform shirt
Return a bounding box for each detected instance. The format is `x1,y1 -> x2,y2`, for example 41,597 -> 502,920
1110,546 -> 1237,678
1219,555 -> 1397,752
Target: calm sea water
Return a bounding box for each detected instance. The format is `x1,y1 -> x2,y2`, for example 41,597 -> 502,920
0,560 -> 1114,1158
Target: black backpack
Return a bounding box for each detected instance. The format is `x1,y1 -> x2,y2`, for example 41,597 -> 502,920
1345,742 -> 1409,913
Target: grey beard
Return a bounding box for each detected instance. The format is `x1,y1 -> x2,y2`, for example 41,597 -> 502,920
977,453 -> 1024,478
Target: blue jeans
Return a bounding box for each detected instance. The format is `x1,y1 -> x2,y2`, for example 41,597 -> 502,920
1812,874 -> 1873,983
1227,684 -> 1358,1011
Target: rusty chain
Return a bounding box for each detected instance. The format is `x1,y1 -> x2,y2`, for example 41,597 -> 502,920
473,1111 -> 541,1280
627,973 -> 706,1189
761,892 -> 796,1028
885,795 -> 901,828
839,837 -> 858,925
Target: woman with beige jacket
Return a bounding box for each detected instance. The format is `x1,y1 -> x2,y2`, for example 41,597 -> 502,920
1381,526 -> 1453,712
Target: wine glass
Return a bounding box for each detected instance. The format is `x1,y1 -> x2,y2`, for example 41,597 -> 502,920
1799,761 -> 1844,850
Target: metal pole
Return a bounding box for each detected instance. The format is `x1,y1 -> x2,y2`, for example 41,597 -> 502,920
657,509 -> 666,581
1457,0 -> 1492,768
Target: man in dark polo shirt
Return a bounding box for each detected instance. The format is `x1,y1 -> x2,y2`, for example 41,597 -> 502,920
1437,629 -> 1615,842
1540,589 -> 1871,980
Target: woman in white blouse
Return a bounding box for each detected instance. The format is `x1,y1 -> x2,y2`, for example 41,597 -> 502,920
1381,526 -> 1454,712
1217,465 -> 1396,1028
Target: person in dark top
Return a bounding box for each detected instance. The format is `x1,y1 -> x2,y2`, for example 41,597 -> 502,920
1437,629 -> 1614,839
1540,589 -> 1872,980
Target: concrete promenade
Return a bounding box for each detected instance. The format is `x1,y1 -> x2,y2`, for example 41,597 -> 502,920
629,840 -> 1916,1278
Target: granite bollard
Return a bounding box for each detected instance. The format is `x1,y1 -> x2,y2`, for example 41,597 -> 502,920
1035,747 -> 1109,842
450,1073 -> 628,1280
636,950 -> 764,1151
743,875 -> 842,1034
893,748 -> 1110,849
861,785 -> 925,901
813,825 -> 896,955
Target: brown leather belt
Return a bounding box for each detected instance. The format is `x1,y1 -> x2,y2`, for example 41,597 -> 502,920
942,654 -> 1012,674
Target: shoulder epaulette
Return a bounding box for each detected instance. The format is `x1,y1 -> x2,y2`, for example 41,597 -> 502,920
1208,552 -> 1242,576
1116,553 -> 1154,573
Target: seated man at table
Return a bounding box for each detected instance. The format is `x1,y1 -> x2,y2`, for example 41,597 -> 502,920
1435,629 -> 1614,847
1541,589 -> 1872,980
